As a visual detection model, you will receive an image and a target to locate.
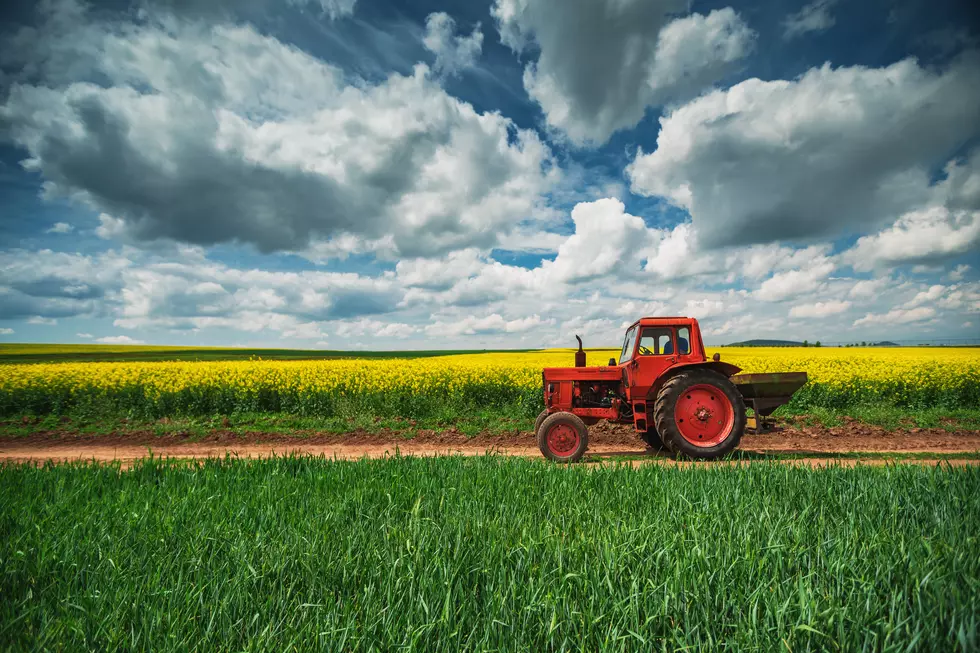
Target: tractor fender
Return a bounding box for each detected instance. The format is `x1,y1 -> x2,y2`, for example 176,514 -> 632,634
645,360 -> 743,401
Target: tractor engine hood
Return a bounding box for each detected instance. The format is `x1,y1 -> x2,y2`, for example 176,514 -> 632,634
542,365 -> 623,382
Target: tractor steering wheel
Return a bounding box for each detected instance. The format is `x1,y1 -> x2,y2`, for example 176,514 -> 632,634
638,346 -> 653,355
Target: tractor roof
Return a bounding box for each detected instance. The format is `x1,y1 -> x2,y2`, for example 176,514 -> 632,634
632,316 -> 699,327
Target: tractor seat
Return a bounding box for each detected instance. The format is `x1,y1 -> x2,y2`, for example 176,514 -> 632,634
662,338 -> 689,355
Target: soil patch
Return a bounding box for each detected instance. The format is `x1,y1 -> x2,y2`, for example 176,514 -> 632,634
1,419 -> 978,466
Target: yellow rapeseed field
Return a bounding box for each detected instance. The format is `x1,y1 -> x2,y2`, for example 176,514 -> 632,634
1,347 -> 977,417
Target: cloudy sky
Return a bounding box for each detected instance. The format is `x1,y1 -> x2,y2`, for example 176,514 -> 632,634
1,0 -> 978,349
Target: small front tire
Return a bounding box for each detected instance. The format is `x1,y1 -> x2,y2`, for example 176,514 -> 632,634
534,409 -> 550,435
538,412 -> 589,463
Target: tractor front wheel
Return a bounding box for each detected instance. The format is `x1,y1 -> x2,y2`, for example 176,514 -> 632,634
534,409 -> 550,435
654,369 -> 746,459
538,412 -> 589,463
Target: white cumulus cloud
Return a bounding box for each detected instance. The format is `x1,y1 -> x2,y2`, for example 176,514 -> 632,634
2,17 -> 556,258
845,207 -> 980,271
425,314 -> 553,337
542,198 -> 654,283
423,12 -> 483,76
948,264 -> 971,282
96,335 -> 146,344
754,259 -> 837,302
46,222 -> 74,234
789,300 -> 851,318
493,0 -> 754,145
853,307 -> 936,327
783,0 -> 836,39
627,54 -> 980,249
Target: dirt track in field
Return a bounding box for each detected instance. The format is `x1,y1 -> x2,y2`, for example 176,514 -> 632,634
1,419 -> 979,467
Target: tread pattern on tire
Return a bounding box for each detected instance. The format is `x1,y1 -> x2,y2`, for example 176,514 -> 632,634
638,427 -> 667,451
537,412 -> 589,463
534,409 -> 549,436
653,369 -> 746,460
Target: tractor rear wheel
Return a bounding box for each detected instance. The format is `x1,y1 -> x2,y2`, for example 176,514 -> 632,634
638,427 -> 667,451
654,369 -> 746,459
534,409 -> 550,435
538,412 -> 589,463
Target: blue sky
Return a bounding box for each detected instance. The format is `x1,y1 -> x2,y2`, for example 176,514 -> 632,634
0,0 -> 978,349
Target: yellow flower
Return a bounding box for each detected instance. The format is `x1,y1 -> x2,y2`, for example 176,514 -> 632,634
1,347 -> 976,413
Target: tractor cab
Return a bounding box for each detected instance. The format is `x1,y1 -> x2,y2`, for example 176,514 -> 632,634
619,317 -> 710,402
616,317 -> 716,435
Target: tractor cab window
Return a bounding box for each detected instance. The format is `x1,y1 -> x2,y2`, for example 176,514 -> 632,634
619,325 -> 638,364
638,327 -> 673,355
677,327 -> 691,354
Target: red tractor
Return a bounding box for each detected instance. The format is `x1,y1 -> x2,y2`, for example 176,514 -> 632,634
536,316 -> 807,461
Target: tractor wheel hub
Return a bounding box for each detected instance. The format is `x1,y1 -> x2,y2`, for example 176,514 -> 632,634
674,384 -> 735,448
546,423 -> 581,456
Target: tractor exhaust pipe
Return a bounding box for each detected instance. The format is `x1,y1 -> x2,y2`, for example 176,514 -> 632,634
575,335 -> 586,367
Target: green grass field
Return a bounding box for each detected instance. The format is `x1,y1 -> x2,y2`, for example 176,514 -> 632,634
1,457 -> 977,651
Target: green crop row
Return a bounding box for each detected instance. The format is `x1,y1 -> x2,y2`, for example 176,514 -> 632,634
2,379 -> 979,421
2,456 -> 978,651
788,379 -> 980,411
0,385 -> 544,421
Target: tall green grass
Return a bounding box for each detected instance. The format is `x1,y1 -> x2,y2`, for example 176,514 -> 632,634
0,384 -> 543,423
5,381 -> 978,423
2,376 -> 977,422
789,379 -> 980,412
2,456 -> 978,651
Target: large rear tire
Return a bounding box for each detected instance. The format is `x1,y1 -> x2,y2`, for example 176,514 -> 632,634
638,427 -> 667,451
654,369 -> 745,459
538,412 -> 589,463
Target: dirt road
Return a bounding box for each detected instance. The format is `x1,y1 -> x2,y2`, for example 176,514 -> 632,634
2,420 -> 978,466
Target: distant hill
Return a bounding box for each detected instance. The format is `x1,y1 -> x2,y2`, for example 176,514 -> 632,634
873,341 -> 899,347
724,339 -> 805,347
